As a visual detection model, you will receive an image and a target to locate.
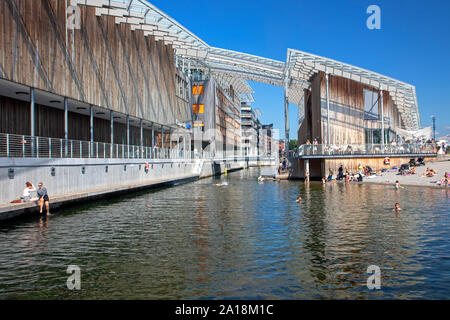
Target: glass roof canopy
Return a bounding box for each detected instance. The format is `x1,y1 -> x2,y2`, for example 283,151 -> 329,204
71,0 -> 421,130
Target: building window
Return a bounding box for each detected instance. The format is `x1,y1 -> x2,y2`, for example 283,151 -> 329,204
193,104 -> 199,114
199,104 -> 204,114
193,86 -> 198,95
364,88 -> 379,120
198,85 -> 204,95
193,121 -> 205,132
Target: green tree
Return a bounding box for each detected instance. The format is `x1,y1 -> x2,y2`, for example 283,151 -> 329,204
289,139 -> 298,151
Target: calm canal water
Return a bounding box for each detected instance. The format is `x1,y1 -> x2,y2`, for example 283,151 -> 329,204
0,168 -> 449,299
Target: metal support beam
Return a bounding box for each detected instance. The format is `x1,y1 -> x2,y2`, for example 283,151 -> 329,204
126,115 -> 130,158
305,159 -> 310,179
90,105 -> 94,143
380,89 -> 385,146
326,73 -> 330,146
64,97 -> 69,141
151,123 -> 155,148
140,119 -> 144,159
90,105 -> 94,157
161,126 -> 165,159
30,88 -> 35,157
168,128 -> 172,157
110,111 -> 114,157
30,88 -> 35,137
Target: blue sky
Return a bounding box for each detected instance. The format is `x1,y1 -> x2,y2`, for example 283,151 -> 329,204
150,0 -> 450,139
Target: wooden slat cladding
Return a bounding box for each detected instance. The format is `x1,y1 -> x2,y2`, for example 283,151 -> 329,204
35,104 -> 64,138
318,73 -> 400,145
0,96 -> 30,135
0,0 -> 190,126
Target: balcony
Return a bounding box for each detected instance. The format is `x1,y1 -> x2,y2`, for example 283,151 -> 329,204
296,143 -> 437,159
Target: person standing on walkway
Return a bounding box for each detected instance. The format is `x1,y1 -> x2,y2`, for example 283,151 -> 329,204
338,165 -> 344,180
37,182 -> 50,215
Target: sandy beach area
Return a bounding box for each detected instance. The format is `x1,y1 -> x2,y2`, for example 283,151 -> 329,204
363,157 -> 450,188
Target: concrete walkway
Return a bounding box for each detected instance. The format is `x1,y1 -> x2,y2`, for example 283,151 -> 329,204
363,158 -> 450,188
0,173 -> 199,221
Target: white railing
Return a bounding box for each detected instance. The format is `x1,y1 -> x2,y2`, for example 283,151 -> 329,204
297,143 -> 437,157
0,133 -> 194,160
0,133 -> 279,163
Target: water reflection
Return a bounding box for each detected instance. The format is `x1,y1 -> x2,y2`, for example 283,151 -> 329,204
0,168 -> 449,299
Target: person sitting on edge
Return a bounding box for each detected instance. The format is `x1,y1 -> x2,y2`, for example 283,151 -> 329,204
393,203 -> 402,212
37,182 -> 50,215
357,173 -> 363,182
21,182 -> 37,203
327,168 -> 334,181
410,167 -> 417,175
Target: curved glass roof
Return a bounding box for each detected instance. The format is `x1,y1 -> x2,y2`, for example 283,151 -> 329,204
70,0 -> 420,130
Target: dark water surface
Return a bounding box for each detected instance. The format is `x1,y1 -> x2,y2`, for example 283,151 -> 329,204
0,168 -> 449,299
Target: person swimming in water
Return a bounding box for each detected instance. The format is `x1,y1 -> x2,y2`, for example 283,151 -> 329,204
296,196 -> 302,203
394,180 -> 402,189
215,182 -> 228,186
393,203 -> 402,212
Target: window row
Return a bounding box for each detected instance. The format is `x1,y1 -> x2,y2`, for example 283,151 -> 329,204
193,85 -> 204,95
176,75 -> 189,101
193,104 -> 204,114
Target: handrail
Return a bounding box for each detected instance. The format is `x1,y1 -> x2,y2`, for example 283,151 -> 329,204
0,132 -> 277,162
297,143 -> 437,157
0,132 -> 193,160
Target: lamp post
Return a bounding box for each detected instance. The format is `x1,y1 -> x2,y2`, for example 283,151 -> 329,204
431,115 -> 436,141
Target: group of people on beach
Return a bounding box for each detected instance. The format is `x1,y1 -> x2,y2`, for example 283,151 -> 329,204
321,164 -> 375,184
14,182 -> 50,215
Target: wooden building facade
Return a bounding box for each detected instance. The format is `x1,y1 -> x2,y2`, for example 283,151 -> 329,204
0,0 -> 191,145
299,72 -> 403,146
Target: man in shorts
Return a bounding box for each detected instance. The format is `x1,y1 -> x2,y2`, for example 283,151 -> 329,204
37,182 -> 50,215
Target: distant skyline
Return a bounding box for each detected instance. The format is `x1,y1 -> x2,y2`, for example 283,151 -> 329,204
150,0 -> 450,139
